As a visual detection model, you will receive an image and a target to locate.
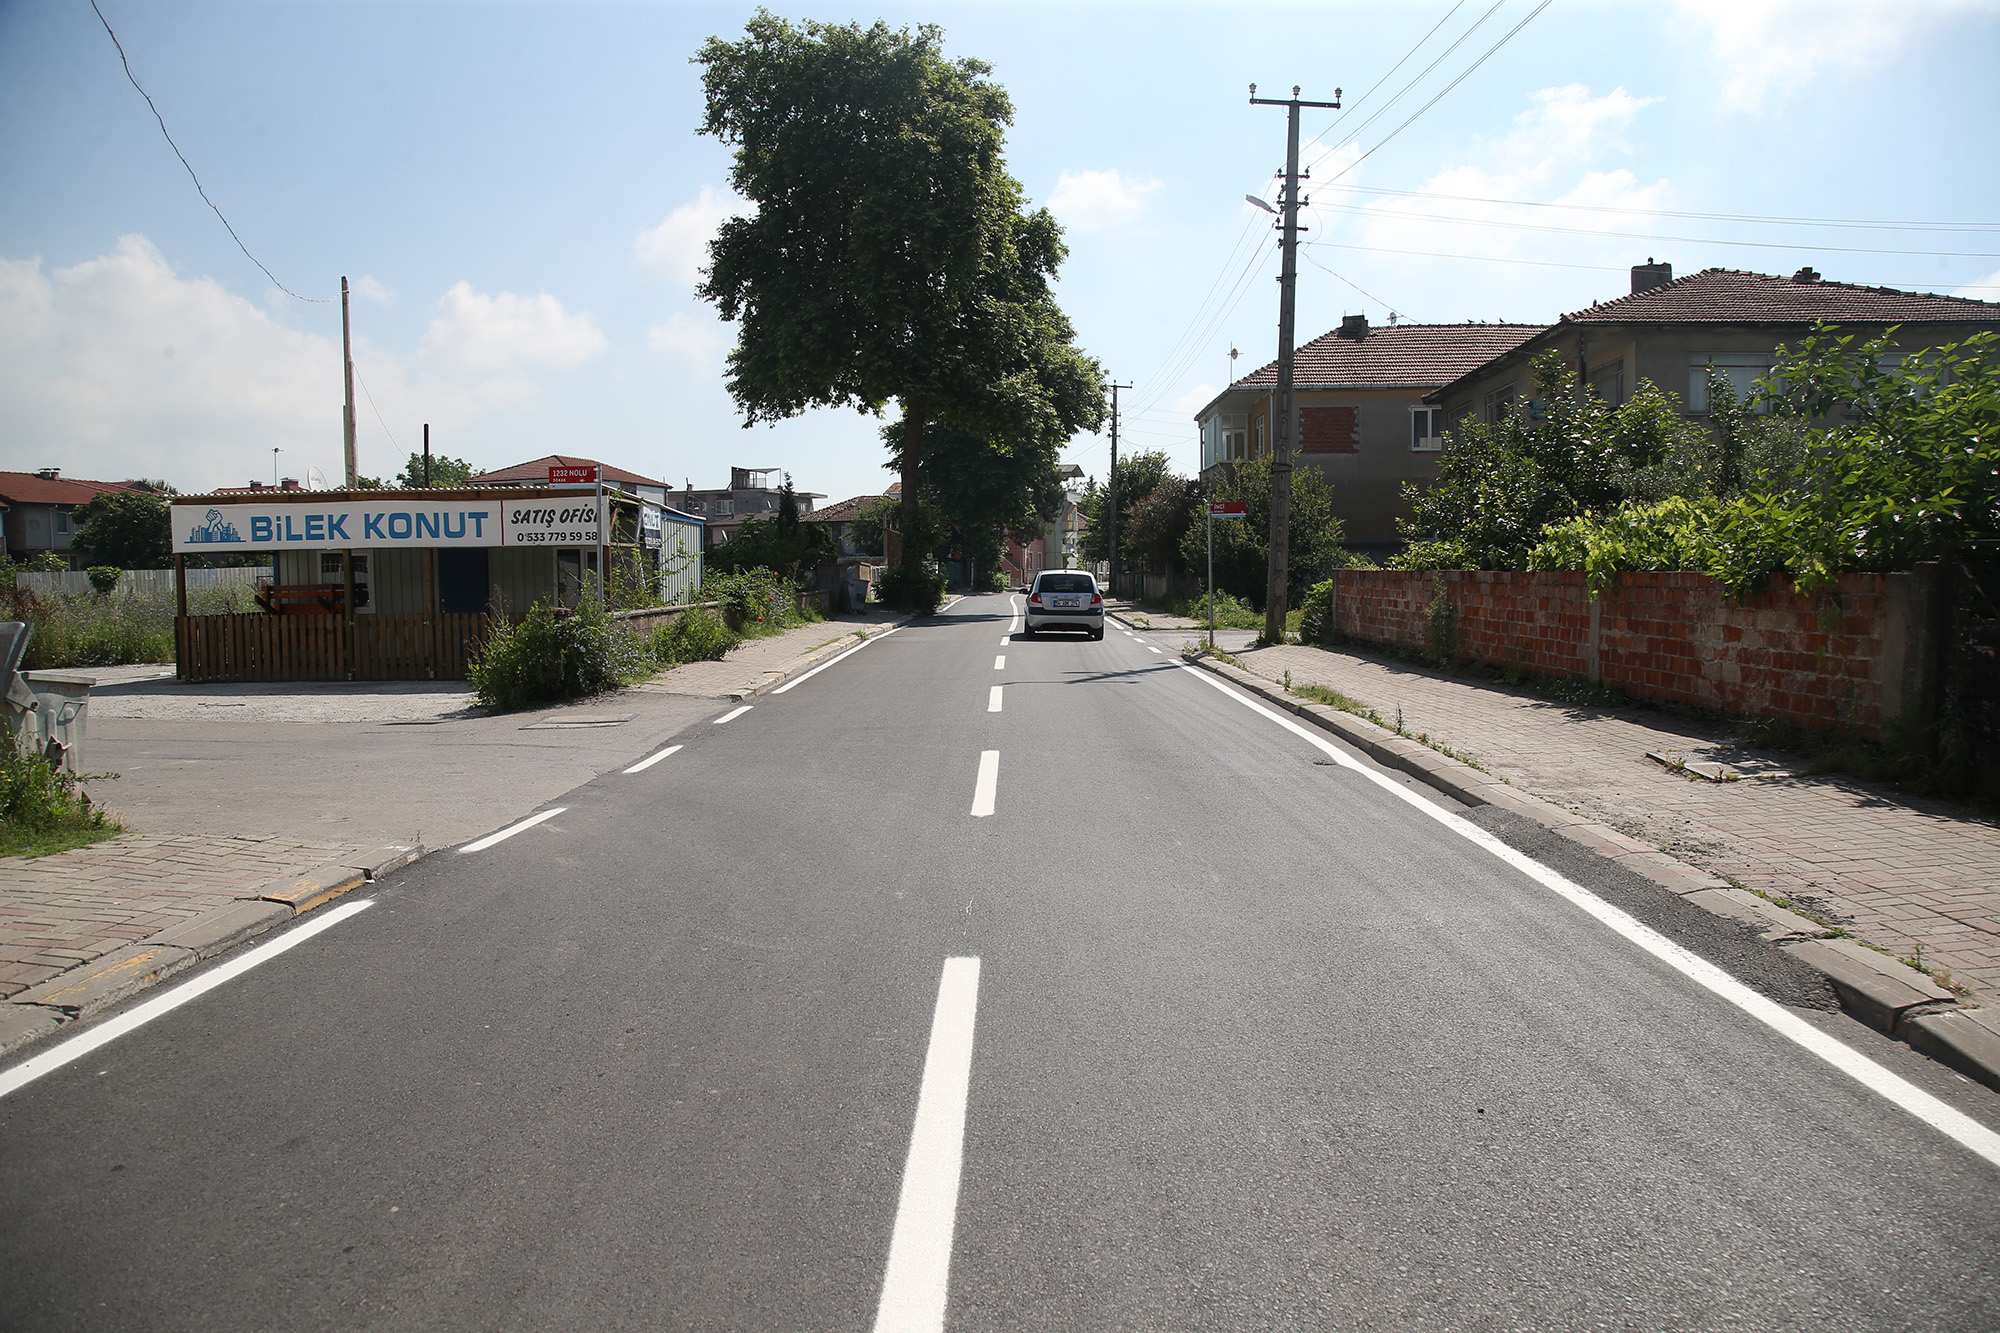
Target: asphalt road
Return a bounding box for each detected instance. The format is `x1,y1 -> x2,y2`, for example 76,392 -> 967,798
4,593 -> 1997,1331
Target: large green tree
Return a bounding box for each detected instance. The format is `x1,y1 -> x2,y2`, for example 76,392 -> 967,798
1077,449 -> 1174,566
394,451 -> 475,489
884,421 -> 1066,581
695,14 -> 1104,606
72,490 -> 171,569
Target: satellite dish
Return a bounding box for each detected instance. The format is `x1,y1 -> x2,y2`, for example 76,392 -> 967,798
307,466 -> 328,491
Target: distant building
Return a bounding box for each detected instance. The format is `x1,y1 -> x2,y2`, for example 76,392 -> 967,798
1194,319 -> 1541,548
468,455 -> 671,507
0,469 -> 150,569
674,467 -> 824,548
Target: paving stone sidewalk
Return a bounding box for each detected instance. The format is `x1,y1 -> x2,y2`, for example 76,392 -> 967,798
0,833 -> 356,1000
1113,596 -> 2000,1003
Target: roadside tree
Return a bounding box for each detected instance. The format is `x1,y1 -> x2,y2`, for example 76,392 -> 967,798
71,490 -> 171,570
695,15 -> 1103,610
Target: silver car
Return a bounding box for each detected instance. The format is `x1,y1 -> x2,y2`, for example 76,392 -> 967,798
1022,570 -> 1104,639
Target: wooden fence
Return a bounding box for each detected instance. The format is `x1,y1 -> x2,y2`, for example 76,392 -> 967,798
176,612 -> 507,683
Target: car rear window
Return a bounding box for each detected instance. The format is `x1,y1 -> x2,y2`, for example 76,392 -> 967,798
1037,574 -> 1095,594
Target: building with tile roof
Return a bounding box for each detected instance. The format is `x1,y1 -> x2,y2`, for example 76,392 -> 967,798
1194,318 -> 1542,545
0,469 -> 147,568
1427,264 -> 2000,431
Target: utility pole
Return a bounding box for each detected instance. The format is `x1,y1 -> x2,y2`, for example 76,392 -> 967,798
341,276 -> 358,488
1250,83 -> 1338,644
423,423 -> 432,487
1106,380 -> 1131,595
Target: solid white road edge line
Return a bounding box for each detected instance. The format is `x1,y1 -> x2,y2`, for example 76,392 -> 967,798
623,744 -> 683,774
988,686 -> 1003,713
458,807 -> 567,854
970,750 -> 999,817
770,626 -> 903,695
1174,662 -> 2000,1173
871,956 -> 982,1333
713,705 -> 753,724
0,900 -> 375,1099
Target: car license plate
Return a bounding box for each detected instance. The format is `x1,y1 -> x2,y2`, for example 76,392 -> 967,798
1055,597 -> 1078,607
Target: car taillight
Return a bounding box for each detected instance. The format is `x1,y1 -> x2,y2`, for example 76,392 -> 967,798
1090,592 -> 1102,605
1029,592 -> 1042,604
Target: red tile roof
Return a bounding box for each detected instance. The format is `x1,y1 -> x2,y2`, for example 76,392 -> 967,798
467,455 -> 665,487
1231,322 -> 1544,391
0,472 -> 141,506
1564,268 -> 2000,325
802,493 -> 893,524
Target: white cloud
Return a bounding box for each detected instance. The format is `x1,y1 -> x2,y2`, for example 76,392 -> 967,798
1677,0 -> 1946,113
1312,85 -> 1673,322
417,281 -> 606,374
0,235 -> 602,492
647,312 -> 728,366
1048,169 -> 1164,235
351,274 -> 394,305
1956,267 -> 2000,299
635,185 -> 751,287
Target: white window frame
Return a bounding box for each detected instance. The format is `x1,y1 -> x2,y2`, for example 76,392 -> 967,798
1482,381 -> 1519,423
1410,406 -> 1443,451
1689,353 -> 1775,414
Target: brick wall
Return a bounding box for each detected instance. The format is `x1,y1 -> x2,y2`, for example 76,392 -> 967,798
1328,569 -> 1902,738
1298,405 -> 1359,454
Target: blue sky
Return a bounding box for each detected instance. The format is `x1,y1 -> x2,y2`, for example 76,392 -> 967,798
3,0 -> 1997,501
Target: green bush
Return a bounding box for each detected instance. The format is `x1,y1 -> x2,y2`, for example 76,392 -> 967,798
1170,588 -> 1263,629
1298,579 -> 1338,645
648,606 -> 739,665
86,566 -> 121,594
703,567 -> 815,633
879,559 -> 947,614
467,595 -> 651,713
1,728 -> 119,858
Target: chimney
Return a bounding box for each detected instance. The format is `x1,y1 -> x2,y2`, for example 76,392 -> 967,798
1793,266 -> 1822,284
1336,313 -> 1370,341
281,477 -> 301,490
1630,259 -> 1672,294
35,467 -> 60,480
247,480 -> 264,491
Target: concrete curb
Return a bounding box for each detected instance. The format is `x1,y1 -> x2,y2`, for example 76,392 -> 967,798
0,841 -> 427,1059
1175,647 -> 2000,1094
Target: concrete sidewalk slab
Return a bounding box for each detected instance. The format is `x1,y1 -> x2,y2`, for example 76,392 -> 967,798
13,941 -> 196,1019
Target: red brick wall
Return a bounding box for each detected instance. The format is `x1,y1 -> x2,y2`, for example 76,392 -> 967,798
1330,569 -> 1894,737
1298,405 -> 1359,454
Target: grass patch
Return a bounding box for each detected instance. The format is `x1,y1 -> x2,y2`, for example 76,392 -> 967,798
1,732 -> 120,858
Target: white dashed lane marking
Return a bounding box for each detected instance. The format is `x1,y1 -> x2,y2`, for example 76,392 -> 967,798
970,751 -> 999,817
459,808 -> 567,854
993,655 -> 1005,671
623,745 -> 683,774
988,687 -> 1003,713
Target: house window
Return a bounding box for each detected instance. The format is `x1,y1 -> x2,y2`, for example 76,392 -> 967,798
712,498 -> 734,516
1589,358 -> 1625,406
1201,413 -> 1248,468
1482,382 -> 1519,423
55,510 -> 70,534
1254,417 -> 1267,458
1410,407 -> 1443,451
1689,353 -> 1774,413
320,552 -> 371,610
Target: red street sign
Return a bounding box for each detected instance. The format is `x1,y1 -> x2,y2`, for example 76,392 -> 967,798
549,464 -> 599,486
1208,501 -> 1248,518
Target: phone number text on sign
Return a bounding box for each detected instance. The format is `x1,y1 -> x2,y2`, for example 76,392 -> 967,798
502,502 -> 601,547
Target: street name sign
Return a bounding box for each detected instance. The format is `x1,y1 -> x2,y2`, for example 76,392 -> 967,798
548,464 -> 599,487
1208,501 -> 1248,518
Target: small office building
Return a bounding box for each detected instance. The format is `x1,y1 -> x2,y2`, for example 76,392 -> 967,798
169,485 -> 702,682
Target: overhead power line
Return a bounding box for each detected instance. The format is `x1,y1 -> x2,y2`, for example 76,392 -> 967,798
89,0 -> 326,303
1305,0 -> 1507,176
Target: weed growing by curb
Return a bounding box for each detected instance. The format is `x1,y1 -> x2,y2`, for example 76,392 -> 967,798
1,731 -> 120,858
